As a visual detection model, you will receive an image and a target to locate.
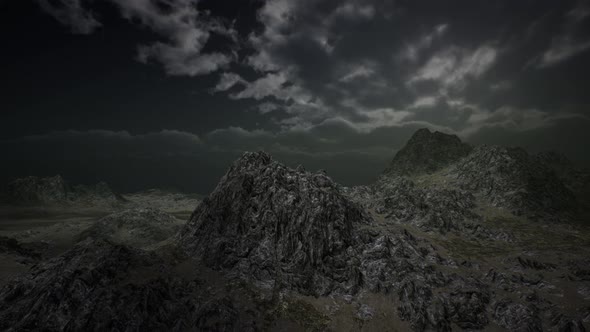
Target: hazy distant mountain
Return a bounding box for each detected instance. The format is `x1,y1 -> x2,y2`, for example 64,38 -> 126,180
5,175 -> 125,207
378,128 -> 580,221
383,128 -> 472,176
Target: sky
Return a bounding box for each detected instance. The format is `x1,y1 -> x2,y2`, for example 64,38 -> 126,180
2,0 -> 590,194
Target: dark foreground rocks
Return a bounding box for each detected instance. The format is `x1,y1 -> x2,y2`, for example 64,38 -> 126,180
0,239 -> 265,331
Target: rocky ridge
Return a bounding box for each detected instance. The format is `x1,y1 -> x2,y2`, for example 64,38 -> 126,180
124,189 -> 201,213
345,129 -> 582,239
5,175 -> 125,207
0,239 -> 261,331
0,131 -> 588,331
78,208 -> 182,249
449,145 -> 576,219
383,128 -> 472,176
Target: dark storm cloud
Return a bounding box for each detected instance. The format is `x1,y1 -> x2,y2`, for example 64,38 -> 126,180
37,0 -> 238,76
205,0 -> 590,166
37,0 -> 101,34
16,0 -> 590,192
529,1 -> 590,68
37,0 -> 590,135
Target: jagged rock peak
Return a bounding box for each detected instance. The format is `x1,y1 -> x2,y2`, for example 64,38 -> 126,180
384,128 -> 472,176
178,151 -> 371,295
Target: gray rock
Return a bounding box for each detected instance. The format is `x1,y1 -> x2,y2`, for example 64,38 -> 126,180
6,175 -> 125,207
450,145 -> 576,219
178,151 -> 370,296
492,299 -> 542,331
7,175 -> 69,204
78,208 -> 181,248
384,128 -> 472,176
0,240 -> 183,331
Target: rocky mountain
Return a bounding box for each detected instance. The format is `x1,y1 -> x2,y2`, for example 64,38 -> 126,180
6,175 -> 69,204
535,151 -> 590,196
124,189 -> 201,213
383,128 -> 472,176
377,129 -> 580,222
0,240 -> 211,331
78,208 -> 183,249
178,151 -> 371,296
0,134 -> 588,331
5,175 -> 125,207
450,146 -> 577,219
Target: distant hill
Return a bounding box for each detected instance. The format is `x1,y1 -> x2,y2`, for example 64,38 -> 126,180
380,128 -> 582,220
5,175 -> 125,207
383,128 -> 472,176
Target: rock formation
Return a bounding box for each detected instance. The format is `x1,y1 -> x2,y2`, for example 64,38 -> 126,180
5,175 -> 125,207
450,145 -> 576,218
178,151 -> 371,296
0,240 -> 251,331
124,189 -> 201,213
376,129 -> 579,222
383,128 -> 472,176
6,175 -> 69,204
78,208 -> 181,248
0,134 -> 588,331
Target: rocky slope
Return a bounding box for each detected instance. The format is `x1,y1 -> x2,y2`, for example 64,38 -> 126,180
5,175 -> 125,207
78,208 -> 182,249
450,146 -> 576,219
347,129 -> 582,235
0,239 -> 234,331
123,189 -> 201,213
383,128 -> 472,176
0,139 -> 588,331
342,177 -> 512,240
178,151 -> 371,296
6,175 -> 69,204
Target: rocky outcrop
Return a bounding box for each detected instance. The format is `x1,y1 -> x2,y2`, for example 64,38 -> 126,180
176,151 -> 504,328
6,175 -> 125,207
6,175 -> 69,204
536,151 -> 590,196
70,181 -> 126,205
0,147 -> 587,331
78,208 -> 181,248
450,146 -> 576,218
373,176 -> 480,232
124,189 -> 201,213
178,151 -> 371,296
379,130 -> 579,221
0,239 -> 257,331
0,236 -> 45,261
384,128 -> 472,176
343,177 -> 511,240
